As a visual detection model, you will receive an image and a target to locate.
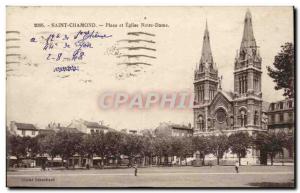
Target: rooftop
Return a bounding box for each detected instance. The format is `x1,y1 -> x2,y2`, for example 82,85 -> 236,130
58,127 -> 82,133
83,121 -> 109,129
15,122 -> 37,130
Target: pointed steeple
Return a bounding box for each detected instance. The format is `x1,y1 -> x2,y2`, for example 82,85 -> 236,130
240,9 -> 257,52
200,20 -> 214,68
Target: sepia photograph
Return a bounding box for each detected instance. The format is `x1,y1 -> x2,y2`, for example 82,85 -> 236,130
5,6 -> 295,188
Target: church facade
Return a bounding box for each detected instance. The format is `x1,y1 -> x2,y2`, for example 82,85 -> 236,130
193,10 -> 267,165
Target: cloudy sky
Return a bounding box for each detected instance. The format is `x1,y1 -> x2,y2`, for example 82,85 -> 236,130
6,6 -> 294,130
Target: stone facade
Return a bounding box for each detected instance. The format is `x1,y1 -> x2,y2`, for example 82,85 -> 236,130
9,121 -> 39,137
267,98 -> 294,160
155,122 -> 193,137
193,10 -> 267,165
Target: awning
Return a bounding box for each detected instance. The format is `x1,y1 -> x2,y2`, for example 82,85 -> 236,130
47,157 -> 62,161
9,156 -> 17,160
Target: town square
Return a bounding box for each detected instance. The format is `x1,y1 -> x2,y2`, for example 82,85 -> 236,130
6,6 -> 295,188
7,165 -> 294,187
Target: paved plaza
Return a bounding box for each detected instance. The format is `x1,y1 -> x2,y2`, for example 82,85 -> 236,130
7,165 -> 294,187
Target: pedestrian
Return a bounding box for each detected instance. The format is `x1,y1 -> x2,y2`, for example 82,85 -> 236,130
134,163 -> 138,176
235,161 -> 239,173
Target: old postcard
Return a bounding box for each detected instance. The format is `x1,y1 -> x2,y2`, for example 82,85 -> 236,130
6,6 -> 295,188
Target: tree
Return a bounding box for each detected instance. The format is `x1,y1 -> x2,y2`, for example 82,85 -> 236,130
7,135 -> 27,162
267,42 -> 294,98
79,134 -> 97,168
38,132 -> 60,166
283,134 -> 294,159
105,131 -> 123,166
7,134 -> 40,167
21,136 -> 39,159
228,132 -> 251,165
121,134 -> 144,166
208,135 -> 229,165
153,137 -> 163,165
141,133 -> 156,166
153,136 -> 173,166
181,136 -> 193,166
254,131 -> 287,165
170,137 -> 184,165
192,136 -> 210,165
55,131 -> 83,169
91,131 -> 106,168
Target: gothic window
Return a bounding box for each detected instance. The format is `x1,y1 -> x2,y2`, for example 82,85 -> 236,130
197,115 -> 205,131
209,86 -> 215,100
244,75 -> 248,93
242,76 -> 244,93
254,111 -> 258,125
257,76 -> 259,91
239,75 -> 248,94
239,77 -> 242,94
198,86 -> 204,103
199,87 -> 202,102
241,76 -> 244,93
252,49 -> 257,56
216,108 -> 227,123
240,109 -> 247,127
207,118 -> 211,128
199,86 -> 201,102
230,116 -> 234,126
254,75 -> 258,91
212,119 -> 216,128
199,86 -> 204,102
240,76 -> 243,94
256,76 -> 260,91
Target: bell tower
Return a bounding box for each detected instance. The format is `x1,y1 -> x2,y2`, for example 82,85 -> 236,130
233,9 -> 263,131
194,21 -> 218,105
193,21 -> 219,132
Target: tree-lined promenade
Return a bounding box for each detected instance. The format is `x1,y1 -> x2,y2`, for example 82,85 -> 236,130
7,129 -> 293,169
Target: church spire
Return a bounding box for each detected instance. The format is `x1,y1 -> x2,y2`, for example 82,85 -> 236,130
200,20 -> 214,67
240,9 -> 257,52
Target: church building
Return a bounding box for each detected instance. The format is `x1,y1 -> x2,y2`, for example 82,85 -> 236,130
193,10 -> 267,165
